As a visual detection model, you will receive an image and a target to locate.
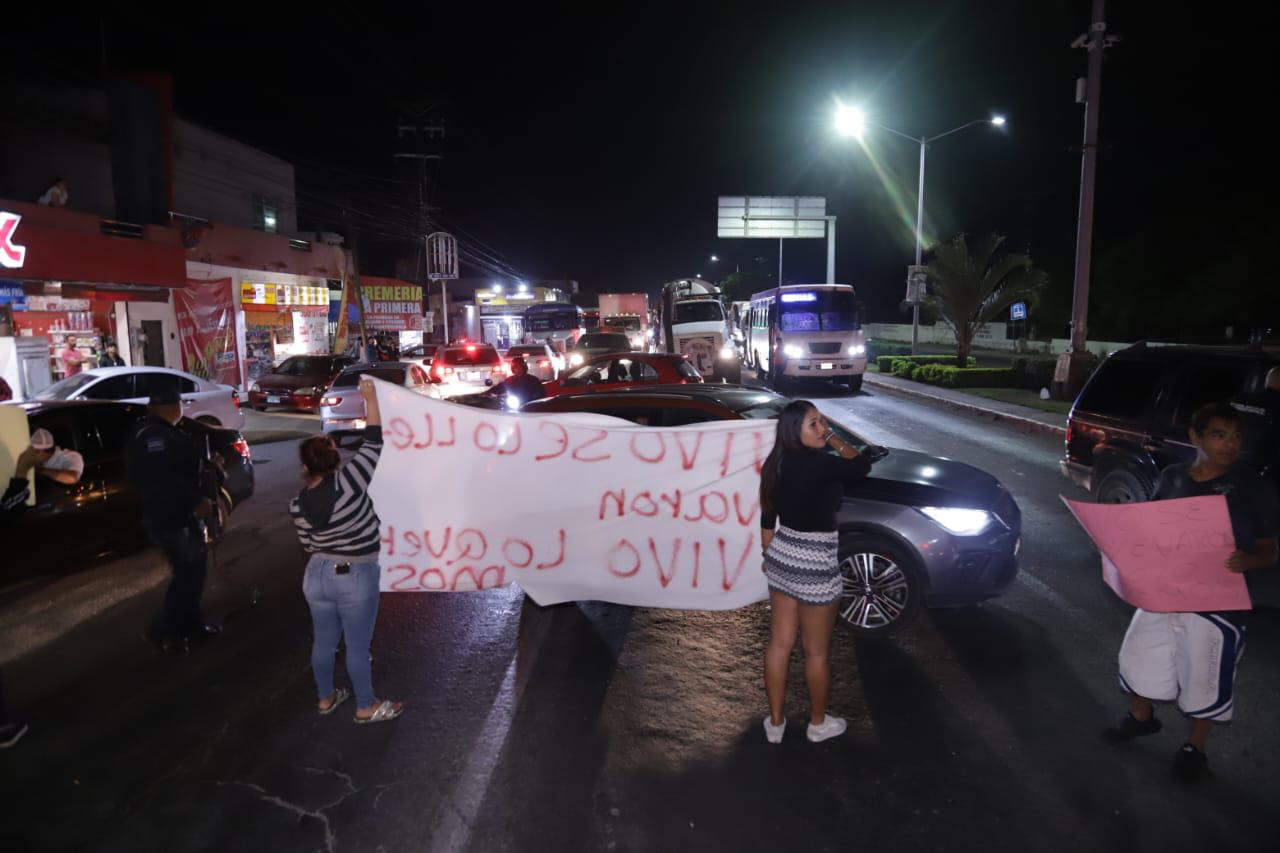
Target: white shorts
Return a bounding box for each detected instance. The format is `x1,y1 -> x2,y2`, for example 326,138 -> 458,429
1117,610 -> 1247,722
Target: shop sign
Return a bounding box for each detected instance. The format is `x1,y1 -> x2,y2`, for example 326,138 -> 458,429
240,282 -> 327,306
362,282 -> 423,332
0,282 -> 26,310
0,211 -> 26,269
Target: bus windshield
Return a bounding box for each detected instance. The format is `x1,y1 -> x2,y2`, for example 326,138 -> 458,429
778,290 -> 859,332
673,301 -> 724,323
525,307 -> 581,332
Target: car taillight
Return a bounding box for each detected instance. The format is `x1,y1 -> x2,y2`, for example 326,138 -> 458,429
231,389 -> 241,409
538,359 -> 549,366
322,396 -> 342,406
231,437 -> 251,460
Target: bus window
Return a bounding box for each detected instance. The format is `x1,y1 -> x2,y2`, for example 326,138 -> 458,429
778,290 -> 858,332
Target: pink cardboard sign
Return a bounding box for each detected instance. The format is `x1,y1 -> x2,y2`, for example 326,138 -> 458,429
1062,495 -> 1251,612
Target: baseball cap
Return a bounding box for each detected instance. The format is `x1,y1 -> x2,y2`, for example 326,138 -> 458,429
30,428 -> 55,450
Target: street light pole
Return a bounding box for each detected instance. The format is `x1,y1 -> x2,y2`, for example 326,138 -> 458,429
835,106 -> 1004,357
911,137 -> 927,354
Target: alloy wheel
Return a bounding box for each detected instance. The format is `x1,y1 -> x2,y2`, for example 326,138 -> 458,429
838,551 -> 911,630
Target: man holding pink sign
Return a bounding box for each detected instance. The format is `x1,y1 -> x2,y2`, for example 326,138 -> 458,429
1096,403 -> 1278,784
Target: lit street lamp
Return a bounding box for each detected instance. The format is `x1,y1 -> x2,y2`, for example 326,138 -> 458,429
836,102 -> 1007,353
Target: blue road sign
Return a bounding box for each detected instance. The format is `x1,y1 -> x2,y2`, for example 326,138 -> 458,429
1011,302 -> 1027,321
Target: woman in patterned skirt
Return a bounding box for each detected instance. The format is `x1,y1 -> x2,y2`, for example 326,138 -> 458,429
759,401 -> 869,744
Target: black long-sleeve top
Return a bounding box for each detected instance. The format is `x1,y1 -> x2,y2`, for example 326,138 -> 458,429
761,447 -> 871,533
124,415 -> 204,531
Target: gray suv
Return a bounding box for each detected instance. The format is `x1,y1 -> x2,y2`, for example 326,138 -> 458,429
523,384 -> 1020,637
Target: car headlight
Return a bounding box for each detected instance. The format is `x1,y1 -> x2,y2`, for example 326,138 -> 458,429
848,344 -> 866,357
250,383 -> 261,393
920,507 -> 994,536
719,345 -> 735,359
783,344 -> 803,358
570,353 -> 585,366
295,386 -> 318,397
506,394 -> 520,410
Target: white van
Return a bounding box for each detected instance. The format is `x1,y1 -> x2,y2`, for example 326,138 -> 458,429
745,284 -> 867,392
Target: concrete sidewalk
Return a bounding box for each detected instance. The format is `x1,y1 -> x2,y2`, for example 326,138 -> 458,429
864,371 -> 1066,437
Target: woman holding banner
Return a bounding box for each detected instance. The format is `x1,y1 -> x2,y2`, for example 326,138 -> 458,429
759,401 -> 868,744
290,377 -> 404,725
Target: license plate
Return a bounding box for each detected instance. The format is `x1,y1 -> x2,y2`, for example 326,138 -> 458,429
467,371 -> 481,381
267,395 -> 281,403
820,363 -> 834,370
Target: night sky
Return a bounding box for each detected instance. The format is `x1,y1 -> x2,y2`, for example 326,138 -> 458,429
10,3 -> 1277,335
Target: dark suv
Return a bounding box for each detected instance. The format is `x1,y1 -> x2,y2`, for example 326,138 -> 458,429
1061,343 -> 1280,503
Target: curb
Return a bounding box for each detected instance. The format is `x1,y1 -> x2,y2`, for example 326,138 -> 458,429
864,373 -> 1066,438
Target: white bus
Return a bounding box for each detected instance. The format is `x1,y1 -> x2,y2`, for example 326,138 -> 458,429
745,284 -> 867,392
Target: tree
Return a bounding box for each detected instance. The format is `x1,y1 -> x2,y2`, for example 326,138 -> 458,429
717,271 -> 773,303
924,233 -> 1047,367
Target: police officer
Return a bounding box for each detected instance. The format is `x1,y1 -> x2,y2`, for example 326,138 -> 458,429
125,387 -> 219,653
491,356 -> 545,409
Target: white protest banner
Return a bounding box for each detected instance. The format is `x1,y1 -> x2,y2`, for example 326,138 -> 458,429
367,380 -> 774,609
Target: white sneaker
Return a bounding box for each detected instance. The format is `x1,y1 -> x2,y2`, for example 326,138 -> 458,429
763,716 -> 786,744
806,714 -> 847,743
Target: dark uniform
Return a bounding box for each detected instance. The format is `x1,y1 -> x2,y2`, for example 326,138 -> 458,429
97,351 -> 126,368
500,373 -> 546,407
124,404 -> 212,648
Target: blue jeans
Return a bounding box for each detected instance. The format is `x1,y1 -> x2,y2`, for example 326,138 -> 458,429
302,555 -> 382,709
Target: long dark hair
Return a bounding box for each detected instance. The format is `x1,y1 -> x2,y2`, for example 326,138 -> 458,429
760,400 -> 815,516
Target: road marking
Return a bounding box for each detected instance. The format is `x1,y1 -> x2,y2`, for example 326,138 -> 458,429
426,589 -> 550,853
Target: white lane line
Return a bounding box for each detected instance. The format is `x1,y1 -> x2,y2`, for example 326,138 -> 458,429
426,591 -> 551,853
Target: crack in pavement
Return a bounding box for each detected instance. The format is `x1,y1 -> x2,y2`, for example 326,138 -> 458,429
219,770 -> 364,853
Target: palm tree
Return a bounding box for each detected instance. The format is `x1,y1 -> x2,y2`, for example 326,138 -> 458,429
923,233 -> 1047,367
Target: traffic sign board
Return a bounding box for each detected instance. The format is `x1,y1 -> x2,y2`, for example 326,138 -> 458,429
1011,301 -> 1028,321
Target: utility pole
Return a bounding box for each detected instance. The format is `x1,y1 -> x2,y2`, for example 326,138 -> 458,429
1058,0 -> 1114,397
344,202 -> 368,358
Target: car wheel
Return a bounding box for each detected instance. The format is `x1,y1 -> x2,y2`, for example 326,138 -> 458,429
835,534 -> 924,638
1094,468 -> 1153,504
845,374 -> 863,393
252,405 -> 268,412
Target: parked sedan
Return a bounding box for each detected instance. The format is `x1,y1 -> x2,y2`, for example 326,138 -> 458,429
33,366 -> 245,429
6,400 -> 254,585
503,343 -> 564,381
542,353 -> 702,398
320,362 -> 435,440
567,332 -> 633,367
248,355 -> 356,412
523,385 -> 1021,637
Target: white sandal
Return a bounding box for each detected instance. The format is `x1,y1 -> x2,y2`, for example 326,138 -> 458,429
317,687 -> 350,716
354,699 -> 404,725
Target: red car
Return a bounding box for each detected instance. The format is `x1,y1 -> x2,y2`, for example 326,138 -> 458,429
247,355 -> 357,412
541,352 -> 702,398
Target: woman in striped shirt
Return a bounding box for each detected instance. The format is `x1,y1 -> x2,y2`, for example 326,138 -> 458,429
290,377 -> 404,724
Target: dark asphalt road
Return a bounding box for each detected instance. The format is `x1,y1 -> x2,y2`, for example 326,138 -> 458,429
3,391 -> 1279,853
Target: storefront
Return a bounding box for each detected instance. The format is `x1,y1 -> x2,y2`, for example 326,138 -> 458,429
184,221 -> 352,391
0,200 -> 187,400
239,281 -> 331,384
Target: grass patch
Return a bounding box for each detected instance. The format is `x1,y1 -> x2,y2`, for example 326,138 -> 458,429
964,387 -> 1072,416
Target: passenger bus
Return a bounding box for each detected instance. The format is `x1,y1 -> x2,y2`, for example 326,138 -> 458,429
522,302 -> 586,353
745,284 -> 866,392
